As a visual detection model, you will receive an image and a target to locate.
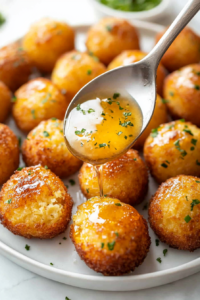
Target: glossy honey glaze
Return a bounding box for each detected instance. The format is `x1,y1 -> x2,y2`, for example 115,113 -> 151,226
64,91 -> 143,165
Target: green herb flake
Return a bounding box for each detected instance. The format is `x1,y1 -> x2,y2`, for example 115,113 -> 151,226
5,198 -> 12,204
63,237 -> 67,240
151,128 -> 159,138
115,203 -> 121,206
25,244 -> 30,251
119,106 -> 124,110
101,112 -> 105,116
179,119 -> 185,122
196,181 -> 200,183
191,146 -> 195,151
156,257 -> 162,263
31,109 -> 36,119
99,143 -> 107,148
133,158 -> 137,161
101,242 -> 104,249
113,93 -> 120,99
65,297 -> 71,300
76,104 -> 81,111
50,263 -> 54,266
184,215 -> 191,223
69,179 -> 75,186
196,160 -> 200,166
190,199 -> 200,211
186,196 -> 189,201
75,128 -> 86,135
115,232 -> 119,237
87,69 -> 92,75
174,139 -> 187,157
43,131 -> 50,137
88,108 -> 95,113
142,203 -> 148,210
194,84 -> 200,90
17,167 -> 24,171
51,117 -> 57,121
161,163 -> 168,168
169,91 -> 174,96
106,25 -> 112,31
117,131 -> 123,136
123,112 -> 132,117
155,239 -> 159,246
107,241 -> 115,251
11,96 -> 17,103
44,165 -> 48,170
183,129 -> 193,136
163,249 -> 168,256
119,120 -> 133,127
191,139 -> 197,145
161,98 -> 169,104
86,188 -> 89,193
0,13 -> 6,26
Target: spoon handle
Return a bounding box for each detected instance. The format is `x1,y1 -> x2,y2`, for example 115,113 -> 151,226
146,0 -> 200,67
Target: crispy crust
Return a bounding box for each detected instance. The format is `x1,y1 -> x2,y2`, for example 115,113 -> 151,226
0,165 -> 73,239
78,149 -> 148,206
149,175 -> 200,251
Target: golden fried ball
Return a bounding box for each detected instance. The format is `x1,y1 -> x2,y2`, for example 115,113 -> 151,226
144,120 -> 200,183
0,42 -> 32,91
71,197 -> 150,275
134,94 -> 168,148
0,165 -> 73,239
86,17 -> 140,65
149,175 -> 200,251
51,51 -> 106,103
23,18 -> 75,72
155,27 -> 200,72
0,81 -> 11,123
22,119 -> 82,178
79,149 -> 148,205
163,64 -> 200,127
12,78 -> 68,132
0,124 -> 19,185
108,50 -> 167,96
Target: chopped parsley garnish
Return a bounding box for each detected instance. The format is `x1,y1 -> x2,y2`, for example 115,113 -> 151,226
155,239 -> 159,246
18,137 -> 21,147
180,119 -> 185,122
75,128 -> 86,135
99,143 -> 107,148
161,163 -> 168,168
87,69 -> 92,75
190,199 -> 200,211
163,249 -> 168,256
156,257 -> 162,263
0,13 -> 6,26
31,109 -> 36,119
106,25 -> 112,31
196,181 -> 200,183
124,136 -> 127,139
117,131 -> 123,136
195,71 -> 200,76
161,98 -> 169,104
169,91 -> 174,96
51,117 -> 57,121
69,179 -> 75,186
184,215 -> 191,223
76,104 -> 81,111
17,167 -> 24,171
115,232 -> 119,237
12,96 -> 17,103
123,112 -> 132,117
133,158 -> 137,161
196,160 -> 200,165
119,106 -> 123,110
5,198 -> 12,204
151,128 -> 159,138
88,108 -> 95,113
174,139 -> 187,157
41,93 -> 51,104
115,203 -> 121,206
191,139 -> 197,145
101,112 -> 105,116
50,263 -> 54,266
113,93 -> 120,99
65,297 -> 71,300
186,196 -> 189,201
25,244 -> 30,251
119,120 -> 133,127
107,241 -> 115,250
101,242 -> 104,249
183,129 -> 193,136
194,84 -> 200,90
43,131 -> 49,137
44,165 -> 48,169
86,188 -> 89,193
63,237 -> 67,240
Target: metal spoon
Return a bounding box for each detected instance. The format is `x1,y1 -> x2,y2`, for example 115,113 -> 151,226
64,0 -> 200,161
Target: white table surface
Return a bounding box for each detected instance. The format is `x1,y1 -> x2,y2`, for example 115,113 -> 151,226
0,0 -> 200,299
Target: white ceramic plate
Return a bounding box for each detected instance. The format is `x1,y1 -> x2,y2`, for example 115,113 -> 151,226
1,20 -> 200,292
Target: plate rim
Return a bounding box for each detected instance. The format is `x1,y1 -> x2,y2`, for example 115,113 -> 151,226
2,20 -> 200,291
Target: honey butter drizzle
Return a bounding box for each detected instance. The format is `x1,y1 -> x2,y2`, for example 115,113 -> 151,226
64,91 -> 142,196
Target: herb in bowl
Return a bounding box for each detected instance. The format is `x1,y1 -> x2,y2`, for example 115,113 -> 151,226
100,0 -> 162,12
